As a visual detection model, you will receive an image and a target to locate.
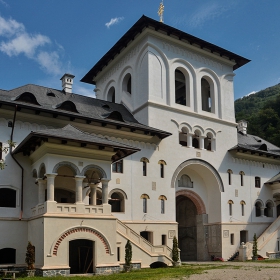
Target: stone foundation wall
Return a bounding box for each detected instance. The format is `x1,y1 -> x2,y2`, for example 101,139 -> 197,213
36,269 -> 70,277
95,265 -> 120,275
267,252 -> 280,259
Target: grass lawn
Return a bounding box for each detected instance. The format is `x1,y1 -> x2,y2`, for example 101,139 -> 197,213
17,264 -> 229,280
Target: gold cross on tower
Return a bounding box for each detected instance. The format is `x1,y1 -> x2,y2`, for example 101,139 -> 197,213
158,1 -> 164,23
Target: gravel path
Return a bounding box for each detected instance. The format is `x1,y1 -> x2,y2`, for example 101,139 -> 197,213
182,262 -> 280,280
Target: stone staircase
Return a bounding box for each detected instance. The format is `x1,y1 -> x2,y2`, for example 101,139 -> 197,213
116,219 -> 173,267
246,215 -> 280,259
228,251 -> 239,261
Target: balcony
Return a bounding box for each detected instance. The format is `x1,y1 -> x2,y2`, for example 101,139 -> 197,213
31,201 -> 111,217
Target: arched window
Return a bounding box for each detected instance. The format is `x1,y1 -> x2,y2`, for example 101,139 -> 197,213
158,160 -> 166,178
107,86 -> 115,103
178,174 -> 193,188
264,201 -> 273,217
109,192 -> 125,212
141,194 -> 150,213
192,130 -> 201,149
159,195 -> 167,214
240,200 -> 246,216
255,177 -> 261,188
201,77 -> 214,113
0,248 -> 16,264
123,73 -> 132,94
175,69 -> 187,106
227,169 -> 233,185
140,157 -> 149,176
228,200 -> 234,216
204,132 -> 213,151
179,127 -> 188,146
255,201 -> 262,217
0,188 -> 16,208
239,171 -> 245,186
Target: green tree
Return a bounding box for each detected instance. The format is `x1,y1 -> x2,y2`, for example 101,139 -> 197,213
25,241 -> 35,269
172,236 -> 179,262
125,240 -> 132,266
252,233 -> 258,260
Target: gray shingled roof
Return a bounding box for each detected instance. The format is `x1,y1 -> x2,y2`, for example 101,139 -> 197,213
265,173 -> 280,184
229,132 -> 280,158
0,84 -> 171,139
13,124 -> 140,162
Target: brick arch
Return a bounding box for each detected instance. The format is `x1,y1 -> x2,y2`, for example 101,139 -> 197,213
52,227 -> 111,256
176,189 -> 206,214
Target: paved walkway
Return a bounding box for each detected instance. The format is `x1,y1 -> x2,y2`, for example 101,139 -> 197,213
181,261 -> 280,280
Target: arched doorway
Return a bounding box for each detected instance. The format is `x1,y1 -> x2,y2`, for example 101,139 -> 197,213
176,196 -> 197,260
69,239 -> 94,274
173,159 -> 224,261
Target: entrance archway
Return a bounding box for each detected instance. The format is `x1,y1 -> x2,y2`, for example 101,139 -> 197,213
174,159 -> 223,261
176,196 -> 197,260
69,239 -> 94,274
176,190 -> 206,261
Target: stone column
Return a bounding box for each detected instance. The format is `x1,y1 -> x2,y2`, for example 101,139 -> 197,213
101,178 -> 110,204
187,134 -> 193,148
261,207 -> 265,217
89,183 -> 99,206
37,178 -> 46,204
45,174 -> 57,201
199,136 -> 205,150
75,176 -> 86,204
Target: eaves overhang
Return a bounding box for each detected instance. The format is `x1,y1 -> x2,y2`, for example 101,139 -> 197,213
228,145 -> 280,160
12,129 -> 140,163
0,99 -> 171,140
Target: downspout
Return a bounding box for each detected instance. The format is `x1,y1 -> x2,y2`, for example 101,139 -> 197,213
10,105 -> 24,220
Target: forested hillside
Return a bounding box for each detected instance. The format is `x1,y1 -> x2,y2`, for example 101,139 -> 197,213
235,83 -> 280,147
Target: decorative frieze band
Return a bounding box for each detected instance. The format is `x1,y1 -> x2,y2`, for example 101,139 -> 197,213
162,41 -> 223,70
232,157 -> 280,169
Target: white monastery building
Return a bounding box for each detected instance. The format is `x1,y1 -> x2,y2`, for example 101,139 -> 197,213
1,15 -> 280,275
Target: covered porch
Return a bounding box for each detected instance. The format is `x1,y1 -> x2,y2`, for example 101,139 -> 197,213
12,124 -> 140,216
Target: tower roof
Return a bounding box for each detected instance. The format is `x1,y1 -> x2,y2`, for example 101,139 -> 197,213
81,15 -> 250,85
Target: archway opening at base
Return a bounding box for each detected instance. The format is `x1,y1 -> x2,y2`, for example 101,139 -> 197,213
150,261 -> 167,268
0,248 -> 16,264
69,239 -> 94,274
176,196 -> 198,261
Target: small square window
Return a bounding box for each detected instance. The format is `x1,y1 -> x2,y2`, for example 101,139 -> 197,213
112,160 -> 123,173
255,177 -> 261,188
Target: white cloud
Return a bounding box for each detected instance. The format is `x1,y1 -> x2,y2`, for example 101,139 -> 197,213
188,3 -> 234,28
0,0 -> 9,8
0,33 -> 50,57
0,15 -> 65,75
246,91 -> 257,97
36,51 -> 62,75
0,16 -> 24,37
73,84 -> 95,97
105,17 -> 124,28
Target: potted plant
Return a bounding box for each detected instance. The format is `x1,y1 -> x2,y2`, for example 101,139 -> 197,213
25,241 -> 35,276
172,236 -> 181,266
252,233 -> 258,261
123,240 -> 132,272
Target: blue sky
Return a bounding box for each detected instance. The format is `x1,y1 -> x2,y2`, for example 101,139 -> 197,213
0,0 -> 280,100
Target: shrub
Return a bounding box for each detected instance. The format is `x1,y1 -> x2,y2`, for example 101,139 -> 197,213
172,236 -> 179,262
